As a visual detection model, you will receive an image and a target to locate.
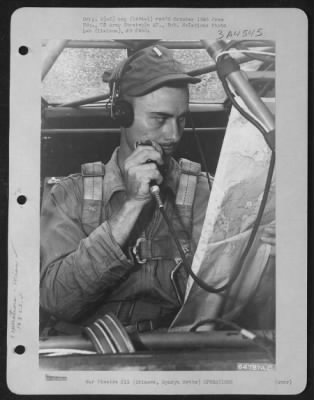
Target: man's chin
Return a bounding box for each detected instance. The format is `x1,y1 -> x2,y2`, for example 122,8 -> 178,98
161,144 -> 177,157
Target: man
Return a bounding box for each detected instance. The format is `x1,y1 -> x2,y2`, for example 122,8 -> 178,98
40,45 -> 275,332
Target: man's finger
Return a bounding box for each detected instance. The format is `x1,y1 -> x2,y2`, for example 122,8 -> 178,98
128,163 -> 163,184
128,147 -> 164,167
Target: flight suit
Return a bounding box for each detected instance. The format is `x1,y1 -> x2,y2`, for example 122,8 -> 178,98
40,148 -> 209,329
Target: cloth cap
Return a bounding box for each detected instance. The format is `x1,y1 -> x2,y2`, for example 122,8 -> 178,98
112,45 -> 201,97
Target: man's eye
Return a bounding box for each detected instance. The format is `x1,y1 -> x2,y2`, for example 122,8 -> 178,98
154,116 -> 166,124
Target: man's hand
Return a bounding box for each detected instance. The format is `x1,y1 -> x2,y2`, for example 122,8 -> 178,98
108,142 -> 164,247
260,221 -> 276,257
123,142 -> 164,204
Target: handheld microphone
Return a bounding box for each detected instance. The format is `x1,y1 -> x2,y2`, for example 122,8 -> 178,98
135,140 -> 164,208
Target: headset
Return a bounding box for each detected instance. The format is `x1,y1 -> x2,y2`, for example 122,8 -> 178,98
107,46 -> 191,129
107,55 -> 135,128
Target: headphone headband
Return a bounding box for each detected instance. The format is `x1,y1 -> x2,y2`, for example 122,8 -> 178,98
108,55 -> 134,127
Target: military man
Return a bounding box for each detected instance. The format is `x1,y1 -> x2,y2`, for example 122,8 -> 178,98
40,45 -> 275,333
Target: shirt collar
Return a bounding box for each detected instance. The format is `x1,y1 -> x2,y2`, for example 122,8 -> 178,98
103,147 -> 180,204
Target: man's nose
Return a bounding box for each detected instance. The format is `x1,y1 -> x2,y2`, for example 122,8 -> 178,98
165,118 -> 181,141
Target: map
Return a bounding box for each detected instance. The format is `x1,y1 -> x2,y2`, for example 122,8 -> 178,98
171,98 -> 276,330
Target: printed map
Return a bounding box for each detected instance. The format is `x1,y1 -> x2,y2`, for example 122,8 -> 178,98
171,98 -> 275,330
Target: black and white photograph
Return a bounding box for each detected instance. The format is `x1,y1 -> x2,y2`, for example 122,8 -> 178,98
7,7 -> 307,395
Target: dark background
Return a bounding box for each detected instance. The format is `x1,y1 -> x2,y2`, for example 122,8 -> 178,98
1,1 -> 313,399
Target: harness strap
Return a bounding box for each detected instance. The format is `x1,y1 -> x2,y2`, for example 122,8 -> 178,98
175,158 -> 201,234
81,161 -> 105,235
78,159 -> 201,328
130,236 -> 190,264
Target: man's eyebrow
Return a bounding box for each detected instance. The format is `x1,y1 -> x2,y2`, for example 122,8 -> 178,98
150,111 -> 188,118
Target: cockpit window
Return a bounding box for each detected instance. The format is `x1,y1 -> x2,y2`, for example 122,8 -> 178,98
42,43 -> 265,105
42,48 -> 127,104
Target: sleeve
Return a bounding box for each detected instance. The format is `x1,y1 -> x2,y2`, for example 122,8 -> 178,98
40,176 -> 133,321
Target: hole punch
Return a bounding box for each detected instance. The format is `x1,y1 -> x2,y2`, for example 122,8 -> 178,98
18,46 -> 29,55
17,195 -> 27,205
14,345 -> 25,355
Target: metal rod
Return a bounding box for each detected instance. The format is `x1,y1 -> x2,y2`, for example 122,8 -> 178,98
46,103 -> 225,113
41,39 -> 275,50
132,331 -> 260,350
65,40 -> 204,49
188,62 -> 275,79
60,93 -> 110,108
54,68 -> 273,109
40,335 -> 92,351
40,331 -> 271,352
245,71 -> 275,81
41,40 -> 69,81
41,127 -> 226,135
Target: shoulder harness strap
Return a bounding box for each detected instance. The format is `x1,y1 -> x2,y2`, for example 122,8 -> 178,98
81,161 -> 105,235
128,159 -> 201,266
175,158 -> 201,235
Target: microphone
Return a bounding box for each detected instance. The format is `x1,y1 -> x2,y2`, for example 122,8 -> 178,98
135,140 -> 164,208
201,40 -> 275,151
150,183 -> 163,209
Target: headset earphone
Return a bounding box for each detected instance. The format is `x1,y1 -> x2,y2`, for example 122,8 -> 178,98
108,55 -> 135,128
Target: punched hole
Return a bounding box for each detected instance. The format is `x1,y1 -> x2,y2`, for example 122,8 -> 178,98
14,345 -> 25,355
19,46 -> 29,55
17,195 -> 27,205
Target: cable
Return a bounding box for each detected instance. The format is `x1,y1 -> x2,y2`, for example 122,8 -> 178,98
191,317 -> 244,332
189,318 -> 275,362
157,201 -> 224,294
216,49 -> 275,64
152,145 -> 275,295
222,39 -> 275,53
251,61 -> 275,98
151,98 -> 275,295
235,43 -> 275,63
232,40 -> 275,48
151,192 -> 224,293
188,111 -> 212,192
216,41 -> 275,76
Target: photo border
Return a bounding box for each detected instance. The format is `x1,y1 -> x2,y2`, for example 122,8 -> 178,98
4,3 -> 312,396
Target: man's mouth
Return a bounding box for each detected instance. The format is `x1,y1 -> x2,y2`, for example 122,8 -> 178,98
160,143 -> 177,155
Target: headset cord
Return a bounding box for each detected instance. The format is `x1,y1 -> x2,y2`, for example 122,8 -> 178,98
190,318 -> 275,362
188,110 -> 212,191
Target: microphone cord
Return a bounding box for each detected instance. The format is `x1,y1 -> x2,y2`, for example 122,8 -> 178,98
152,146 -> 275,295
190,318 -> 275,362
